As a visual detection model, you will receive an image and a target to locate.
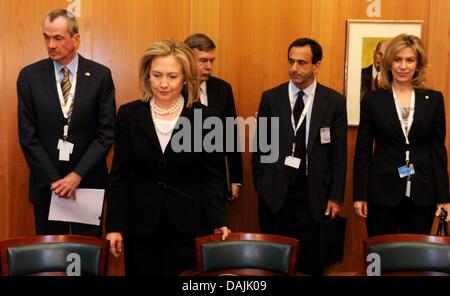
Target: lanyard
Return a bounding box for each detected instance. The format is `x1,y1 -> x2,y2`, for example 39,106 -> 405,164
392,88 -> 415,164
290,83 -> 316,156
55,67 -> 78,140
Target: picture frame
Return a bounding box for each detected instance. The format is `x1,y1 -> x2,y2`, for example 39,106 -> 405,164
344,20 -> 423,126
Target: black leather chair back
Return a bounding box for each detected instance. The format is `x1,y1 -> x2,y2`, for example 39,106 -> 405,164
368,241 -> 450,273
6,242 -> 102,276
201,240 -> 292,273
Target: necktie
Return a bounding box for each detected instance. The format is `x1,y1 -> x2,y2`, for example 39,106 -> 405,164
293,90 -> 306,174
61,67 -> 71,104
60,67 -> 73,120
293,90 -> 305,125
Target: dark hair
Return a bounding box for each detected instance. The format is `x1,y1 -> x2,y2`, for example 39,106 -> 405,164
184,33 -> 216,51
44,9 -> 78,36
287,38 -> 322,64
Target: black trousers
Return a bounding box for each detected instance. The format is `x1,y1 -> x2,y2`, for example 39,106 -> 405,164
33,201 -> 101,237
258,175 -> 324,275
124,206 -> 195,276
367,197 -> 436,237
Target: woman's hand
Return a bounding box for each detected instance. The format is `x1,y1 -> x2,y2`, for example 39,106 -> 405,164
354,201 -> 368,218
325,200 -> 341,219
106,232 -> 123,258
214,226 -> 231,240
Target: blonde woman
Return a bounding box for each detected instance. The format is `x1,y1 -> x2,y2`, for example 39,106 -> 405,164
354,34 -> 450,236
106,40 -> 230,275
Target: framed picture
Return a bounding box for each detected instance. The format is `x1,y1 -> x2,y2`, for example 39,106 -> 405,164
344,20 -> 423,126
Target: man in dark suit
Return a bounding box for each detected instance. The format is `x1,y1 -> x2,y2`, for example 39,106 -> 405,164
185,33 -> 243,201
360,40 -> 388,100
17,9 -> 116,236
252,38 -> 347,275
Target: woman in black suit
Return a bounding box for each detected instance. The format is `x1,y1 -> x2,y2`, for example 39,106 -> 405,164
105,39 -> 230,275
354,34 -> 450,236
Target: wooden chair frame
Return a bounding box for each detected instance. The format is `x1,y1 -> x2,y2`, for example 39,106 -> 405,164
181,232 -> 299,276
0,235 -> 109,276
363,234 -> 450,276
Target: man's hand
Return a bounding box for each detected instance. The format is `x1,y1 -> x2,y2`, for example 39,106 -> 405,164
229,184 -> 241,201
324,200 -> 341,219
50,172 -> 82,199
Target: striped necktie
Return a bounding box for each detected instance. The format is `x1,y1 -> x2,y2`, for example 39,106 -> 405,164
60,67 -> 74,120
61,67 -> 71,104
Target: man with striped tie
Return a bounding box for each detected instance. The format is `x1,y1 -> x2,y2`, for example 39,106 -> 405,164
17,9 -> 116,236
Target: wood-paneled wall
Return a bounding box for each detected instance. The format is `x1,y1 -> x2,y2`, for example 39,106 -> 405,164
1,0 -> 449,275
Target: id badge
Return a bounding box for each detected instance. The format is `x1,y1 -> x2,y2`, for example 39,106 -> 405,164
284,156 -> 301,169
398,164 -> 415,178
57,139 -> 74,161
320,127 -> 331,144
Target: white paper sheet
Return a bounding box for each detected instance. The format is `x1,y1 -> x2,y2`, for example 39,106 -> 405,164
48,188 -> 105,226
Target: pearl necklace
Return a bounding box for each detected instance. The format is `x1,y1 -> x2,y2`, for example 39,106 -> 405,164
150,97 -> 184,115
153,117 -> 176,135
150,98 -> 183,135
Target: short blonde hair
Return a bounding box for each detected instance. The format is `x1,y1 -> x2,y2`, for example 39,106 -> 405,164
139,39 -> 200,107
379,34 -> 428,89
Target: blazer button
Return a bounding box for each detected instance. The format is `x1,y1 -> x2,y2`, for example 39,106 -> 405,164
160,159 -> 167,165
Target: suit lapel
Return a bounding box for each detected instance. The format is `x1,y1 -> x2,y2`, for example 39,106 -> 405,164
205,79 -> 218,110
277,83 -> 294,138
206,77 -> 224,114
70,55 -> 90,125
41,59 -> 65,123
408,89 -> 428,140
135,101 -> 163,154
307,83 -> 329,154
163,105 -> 192,156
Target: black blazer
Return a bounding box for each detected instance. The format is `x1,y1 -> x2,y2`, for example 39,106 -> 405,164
252,82 -> 347,223
205,76 -> 243,186
18,55 -> 116,204
354,88 -> 450,206
105,100 -> 228,237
